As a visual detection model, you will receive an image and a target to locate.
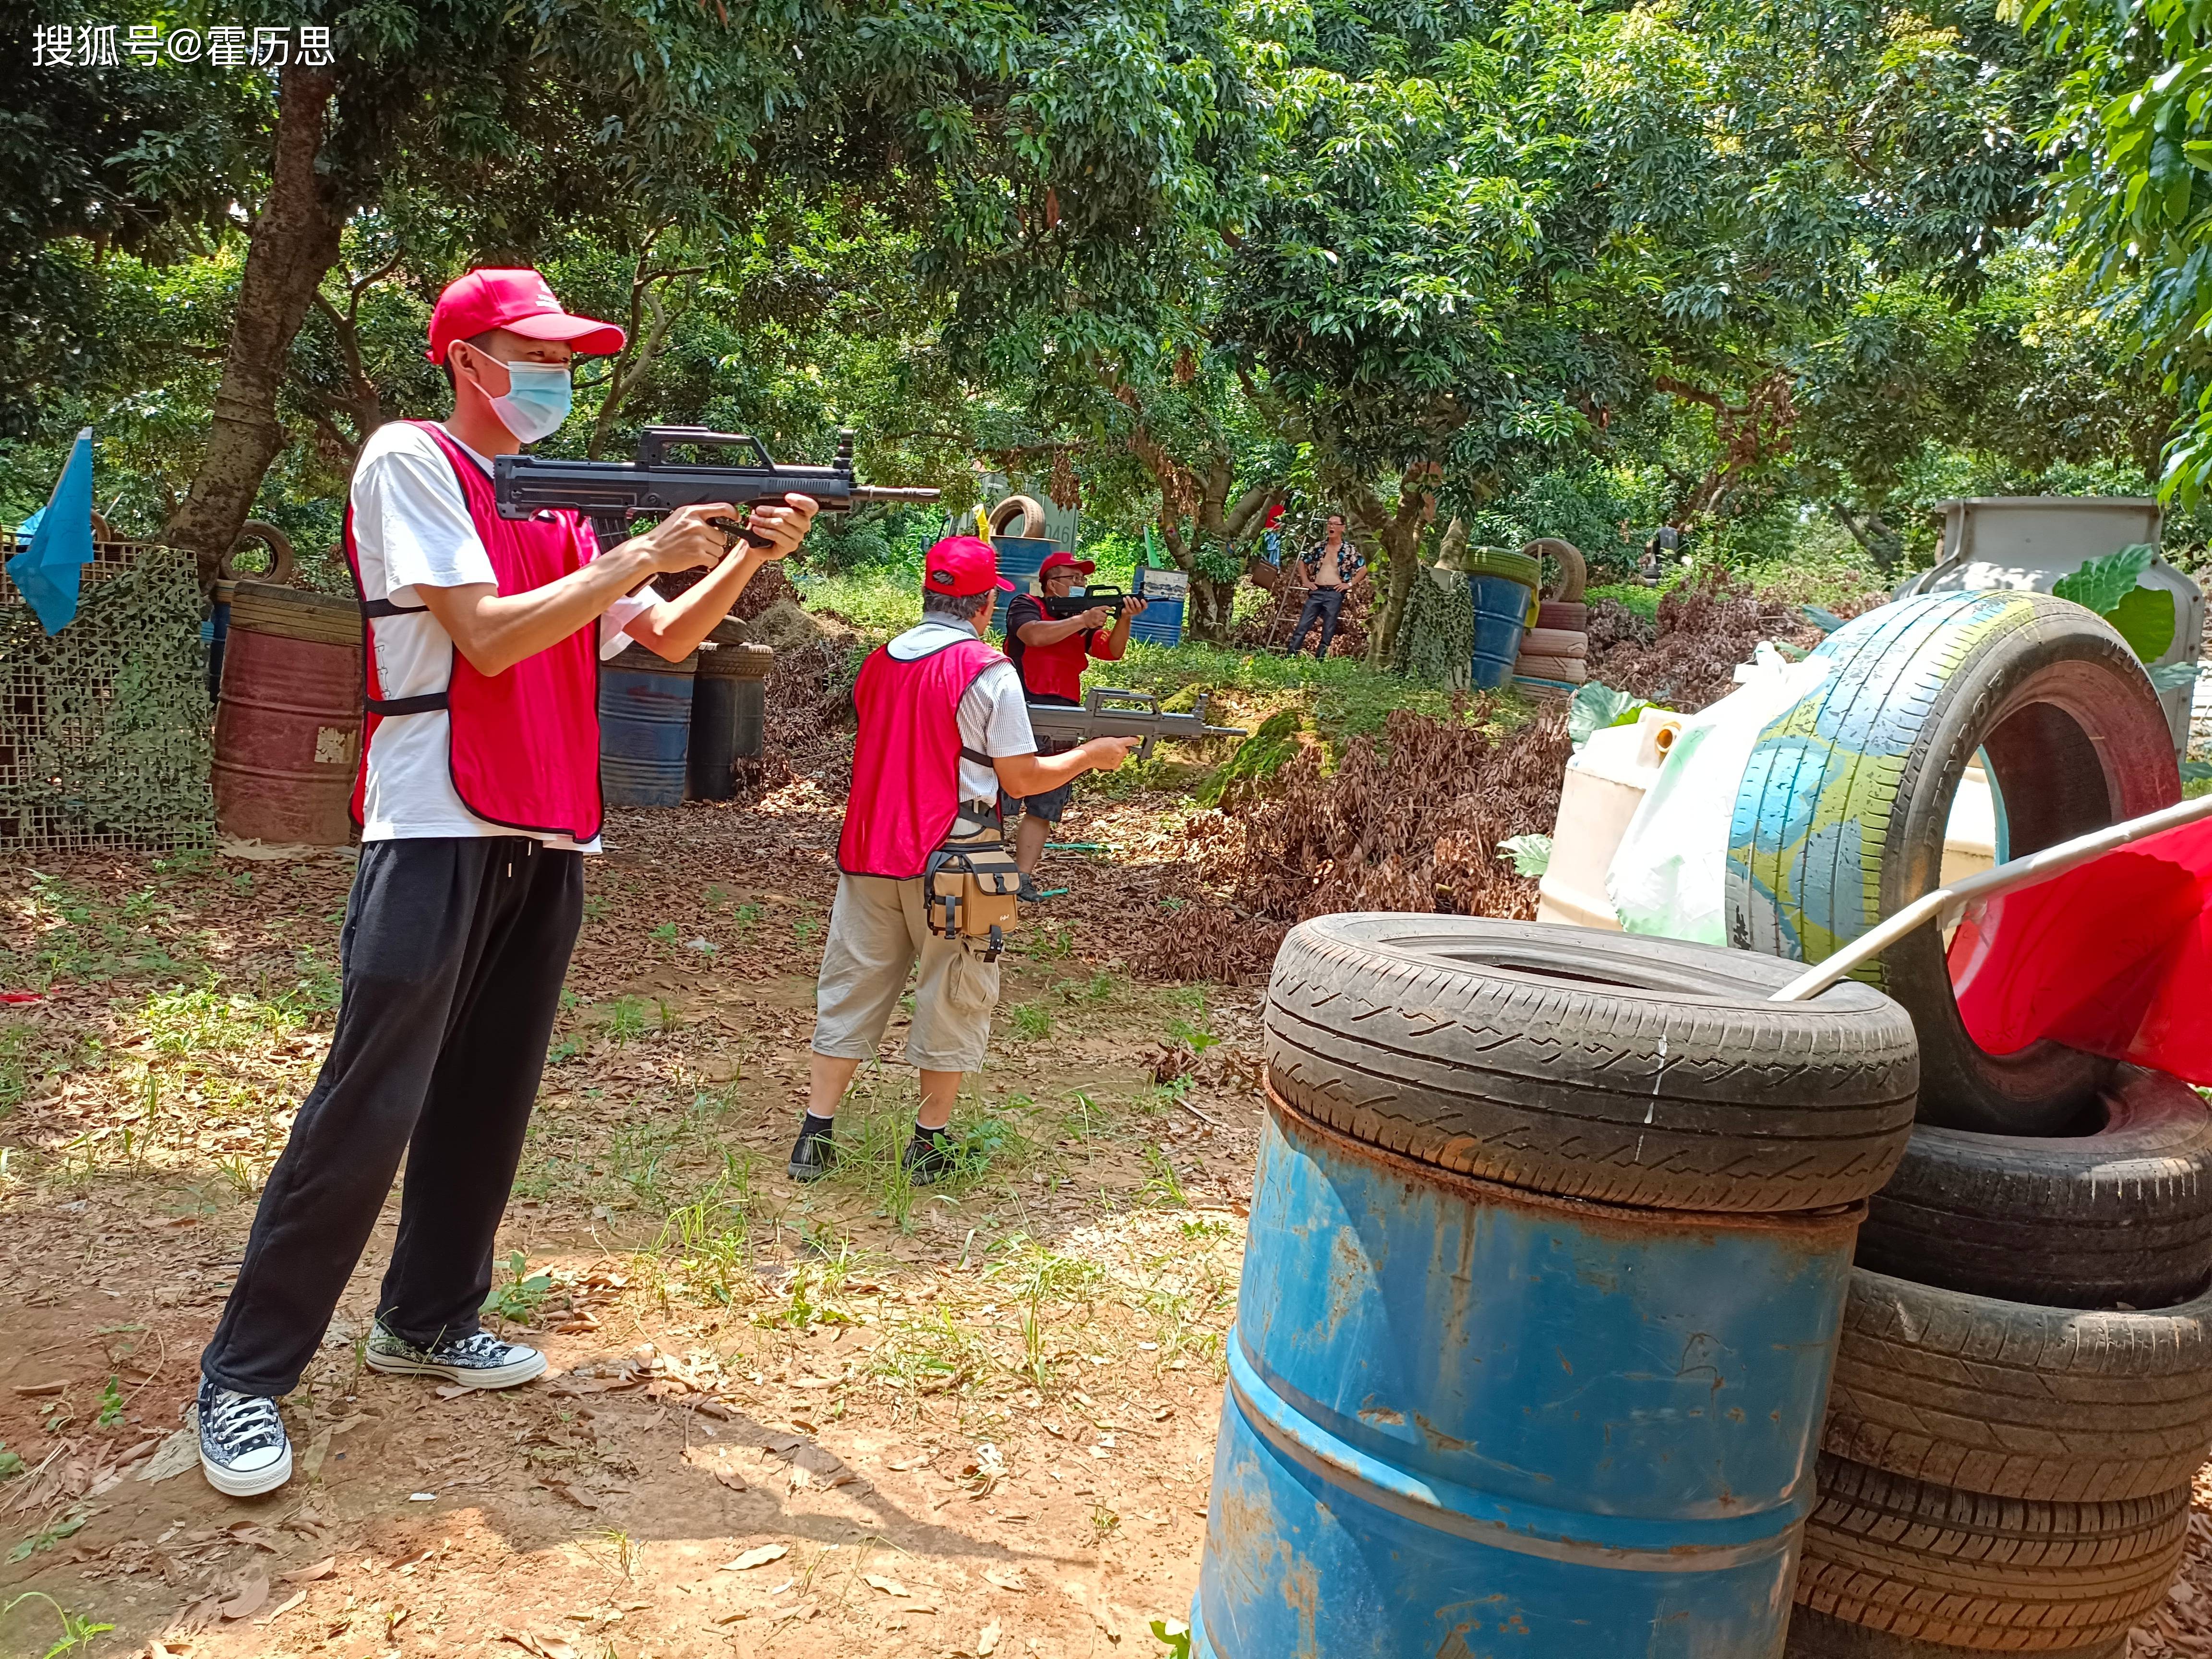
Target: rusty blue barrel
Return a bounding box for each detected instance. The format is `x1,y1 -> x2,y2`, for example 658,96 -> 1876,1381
599,646 -> 696,807
1193,1091 -> 1862,1659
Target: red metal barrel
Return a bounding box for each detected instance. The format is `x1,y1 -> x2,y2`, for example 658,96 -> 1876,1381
212,580 -> 362,846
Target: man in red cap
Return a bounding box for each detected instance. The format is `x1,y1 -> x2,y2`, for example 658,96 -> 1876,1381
192,268 -> 819,1499
787,536 -> 1140,1186
1001,549 -> 1146,894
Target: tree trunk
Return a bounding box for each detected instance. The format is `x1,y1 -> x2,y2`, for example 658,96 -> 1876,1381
1380,553 -> 1417,663
165,66 -> 347,585
1188,573 -> 1236,644
1348,464 -> 1441,668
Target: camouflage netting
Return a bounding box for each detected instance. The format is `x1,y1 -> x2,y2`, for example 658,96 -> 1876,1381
0,536 -> 213,854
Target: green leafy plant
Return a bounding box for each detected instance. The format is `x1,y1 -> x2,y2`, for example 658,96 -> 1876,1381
96,1377 -> 124,1429
0,1443 -> 24,1479
1497,834 -> 1553,877
1139,1144 -> 1190,1207
0,1592 -> 113,1658
2052,545 -> 2178,663
2051,544 -> 2155,615
8,1509 -> 90,1564
482,1251 -> 555,1324
1152,1618 -> 1193,1658
1568,681 -> 1651,748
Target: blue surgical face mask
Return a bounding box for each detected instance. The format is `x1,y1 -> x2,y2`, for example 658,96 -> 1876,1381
487,359 -> 573,443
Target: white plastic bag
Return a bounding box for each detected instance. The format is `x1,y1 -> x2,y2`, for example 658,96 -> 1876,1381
1605,645 -> 1831,944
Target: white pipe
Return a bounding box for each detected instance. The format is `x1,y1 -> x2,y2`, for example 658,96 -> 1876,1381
1768,791 -> 2212,1003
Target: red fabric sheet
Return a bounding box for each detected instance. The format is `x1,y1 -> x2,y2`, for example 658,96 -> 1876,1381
1947,817 -> 2212,1084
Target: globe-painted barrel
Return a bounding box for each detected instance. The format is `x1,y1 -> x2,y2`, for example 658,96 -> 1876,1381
599,647 -> 696,807
1192,1091 -> 1859,1659
1469,573 -> 1530,690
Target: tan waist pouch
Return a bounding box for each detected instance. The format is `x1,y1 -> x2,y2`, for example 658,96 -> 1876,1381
924,839 -> 1022,959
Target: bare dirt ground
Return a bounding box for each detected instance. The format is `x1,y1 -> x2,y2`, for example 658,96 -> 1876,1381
9,749 -> 2212,1659
0,786 -> 1265,1659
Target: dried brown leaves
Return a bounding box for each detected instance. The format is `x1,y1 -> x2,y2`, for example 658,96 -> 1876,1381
1126,709 -> 1573,983
1587,575 -> 1877,713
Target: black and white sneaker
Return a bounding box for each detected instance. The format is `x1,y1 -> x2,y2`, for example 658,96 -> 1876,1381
197,1377 -> 292,1498
364,1321 -> 546,1389
788,1115 -> 840,1183
902,1127 -> 958,1188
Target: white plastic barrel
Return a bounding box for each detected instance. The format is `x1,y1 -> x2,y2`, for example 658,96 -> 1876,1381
1535,709 -> 1686,930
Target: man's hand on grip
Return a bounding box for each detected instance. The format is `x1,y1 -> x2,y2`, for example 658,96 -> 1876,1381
1083,736 -> 1145,771
635,503 -> 740,574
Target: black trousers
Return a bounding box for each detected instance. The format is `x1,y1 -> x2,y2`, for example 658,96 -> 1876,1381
200,836 -> 583,1396
1288,587 -> 1346,658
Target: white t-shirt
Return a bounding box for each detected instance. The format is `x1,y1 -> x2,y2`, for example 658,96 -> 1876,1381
350,421 -> 659,850
885,619 -> 1035,802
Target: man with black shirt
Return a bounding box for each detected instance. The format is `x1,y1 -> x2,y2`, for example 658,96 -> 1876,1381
1002,550 -> 1145,895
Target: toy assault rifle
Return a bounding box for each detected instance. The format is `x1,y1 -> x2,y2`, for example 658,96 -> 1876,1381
493,426 -> 939,547
1024,687 -> 1245,761
1038,584 -> 1132,620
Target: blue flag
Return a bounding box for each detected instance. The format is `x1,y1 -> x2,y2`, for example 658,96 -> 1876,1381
6,428 -> 96,634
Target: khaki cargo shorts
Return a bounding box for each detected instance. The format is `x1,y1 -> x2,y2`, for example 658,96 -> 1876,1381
810,858 -> 1004,1073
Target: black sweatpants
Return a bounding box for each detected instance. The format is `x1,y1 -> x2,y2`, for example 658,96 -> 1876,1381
200,835 -> 583,1396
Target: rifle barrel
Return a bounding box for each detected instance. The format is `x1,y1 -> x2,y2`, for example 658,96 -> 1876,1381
851,485 -> 943,505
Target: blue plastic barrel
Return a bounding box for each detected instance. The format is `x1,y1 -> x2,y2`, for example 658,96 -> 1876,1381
599,648 -> 696,807
1192,1094 -> 1857,1659
1469,573 -> 1530,689
990,535 -> 1055,633
1130,566 -> 1189,645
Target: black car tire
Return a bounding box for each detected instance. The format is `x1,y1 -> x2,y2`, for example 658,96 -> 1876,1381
1786,1606 -> 2127,1659
1793,1453 -> 2187,1650
1263,915 -> 1918,1212
1856,1067 -> 2212,1309
1824,1268 -> 2212,1502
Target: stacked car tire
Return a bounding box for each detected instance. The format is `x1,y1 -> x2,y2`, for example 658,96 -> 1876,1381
1515,537 -> 1589,693
1725,593 -> 2212,1656
1787,1067 -> 2212,1656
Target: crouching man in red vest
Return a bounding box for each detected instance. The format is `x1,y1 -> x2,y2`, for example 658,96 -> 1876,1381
788,537 -> 1140,1185
192,268 -> 818,1498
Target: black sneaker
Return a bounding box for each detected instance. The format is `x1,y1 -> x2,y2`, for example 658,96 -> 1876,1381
364,1320 -> 546,1389
1016,874 -> 1046,903
902,1129 -> 957,1188
789,1120 -> 839,1182
197,1377 -> 292,1498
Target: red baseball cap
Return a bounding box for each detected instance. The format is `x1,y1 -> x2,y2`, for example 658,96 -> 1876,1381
424,268 -> 627,364
924,536 -> 1016,598
1038,550 -> 1096,577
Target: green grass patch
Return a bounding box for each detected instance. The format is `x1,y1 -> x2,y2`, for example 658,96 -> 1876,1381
1586,581 -> 1660,621
793,566 -> 923,635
